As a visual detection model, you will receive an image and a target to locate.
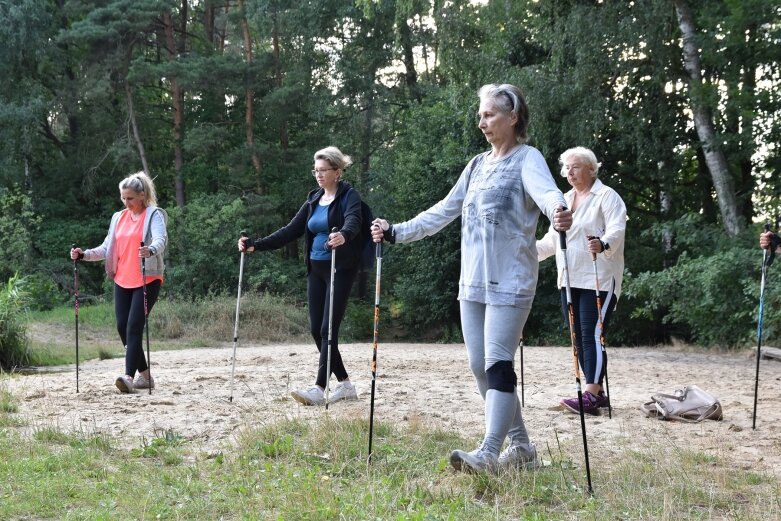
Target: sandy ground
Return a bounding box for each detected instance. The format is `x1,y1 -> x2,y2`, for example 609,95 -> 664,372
4,343 -> 781,476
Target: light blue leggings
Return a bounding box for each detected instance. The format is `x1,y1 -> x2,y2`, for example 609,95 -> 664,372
460,300 -> 530,455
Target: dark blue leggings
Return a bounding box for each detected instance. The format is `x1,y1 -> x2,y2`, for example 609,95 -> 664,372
560,286 -> 617,386
114,280 -> 161,377
308,260 -> 357,388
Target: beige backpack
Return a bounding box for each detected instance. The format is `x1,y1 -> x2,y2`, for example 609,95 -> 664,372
640,385 -> 723,422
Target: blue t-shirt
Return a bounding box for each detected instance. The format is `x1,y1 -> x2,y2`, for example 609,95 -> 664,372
308,203 -> 331,261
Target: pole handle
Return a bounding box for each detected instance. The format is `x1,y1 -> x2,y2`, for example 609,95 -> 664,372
557,206 -> 568,250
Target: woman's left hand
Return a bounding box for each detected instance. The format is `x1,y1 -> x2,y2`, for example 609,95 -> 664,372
327,231 -> 345,249
586,237 -> 604,254
138,245 -> 154,258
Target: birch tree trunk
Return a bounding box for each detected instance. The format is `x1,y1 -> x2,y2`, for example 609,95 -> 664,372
125,81 -> 150,176
674,0 -> 741,236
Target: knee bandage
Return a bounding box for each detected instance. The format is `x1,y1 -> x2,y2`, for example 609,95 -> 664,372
486,360 -> 516,392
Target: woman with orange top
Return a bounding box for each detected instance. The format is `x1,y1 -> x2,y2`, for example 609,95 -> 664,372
70,172 -> 167,393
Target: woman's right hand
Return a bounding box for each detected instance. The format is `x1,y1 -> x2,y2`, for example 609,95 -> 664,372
238,236 -> 254,252
760,230 -> 775,250
70,247 -> 83,260
371,218 -> 389,243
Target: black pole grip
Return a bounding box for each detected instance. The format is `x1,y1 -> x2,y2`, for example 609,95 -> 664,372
558,206 -> 569,250
765,223 -> 771,233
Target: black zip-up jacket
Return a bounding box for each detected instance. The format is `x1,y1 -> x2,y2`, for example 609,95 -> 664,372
251,181 -> 363,272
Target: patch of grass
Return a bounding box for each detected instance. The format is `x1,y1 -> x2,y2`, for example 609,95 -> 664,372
0,388 -> 17,413
150,293 -> 310,344
24,293 -> 311,367
0,415 -> 779,519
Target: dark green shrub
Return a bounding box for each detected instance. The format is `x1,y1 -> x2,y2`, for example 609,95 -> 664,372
624,216 -> 778,347
0,274 -> 30,369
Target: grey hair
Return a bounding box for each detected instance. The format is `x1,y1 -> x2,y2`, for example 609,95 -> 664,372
477,83 -> 529,143
313,146 -> 353,175
119,171 -> 157,207
559,147 -> 601,179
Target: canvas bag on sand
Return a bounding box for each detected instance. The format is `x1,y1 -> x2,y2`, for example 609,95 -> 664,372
640,384 -> 723,422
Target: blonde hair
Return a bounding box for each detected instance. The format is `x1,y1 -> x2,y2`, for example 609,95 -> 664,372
313,146 -> 353,174
559,147 -> 601,179
119,171 -> 157,207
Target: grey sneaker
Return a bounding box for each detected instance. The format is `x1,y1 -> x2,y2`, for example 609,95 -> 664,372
498,441 -> 541,469
328,382 -> 358,403
115,375 -> 135,393
291,386 -> 326,406
133,374 -> 155,390
449,446 -> 498,474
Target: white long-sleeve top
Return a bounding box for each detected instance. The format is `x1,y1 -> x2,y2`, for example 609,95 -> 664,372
536,178 -> 626,297
392,145 -> 566,307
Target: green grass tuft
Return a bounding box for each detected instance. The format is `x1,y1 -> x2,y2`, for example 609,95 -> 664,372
0,411 -> 778,520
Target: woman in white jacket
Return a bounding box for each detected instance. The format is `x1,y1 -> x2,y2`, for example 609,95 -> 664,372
70,172 -> 167,393
537,147 -> 626,415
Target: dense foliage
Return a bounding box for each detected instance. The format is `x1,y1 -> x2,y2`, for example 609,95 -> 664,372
1,0 -> 779,348
0,275 -> 31,369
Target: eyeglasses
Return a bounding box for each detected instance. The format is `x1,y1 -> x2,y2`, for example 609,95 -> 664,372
311,168 -> 336,177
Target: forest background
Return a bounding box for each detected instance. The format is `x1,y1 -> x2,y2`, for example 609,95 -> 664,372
1,0 -> 780,353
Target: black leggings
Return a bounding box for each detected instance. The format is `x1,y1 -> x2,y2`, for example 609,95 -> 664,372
560,286 -> 617,386
308,260 -> 357,388
114,280 -> 161,377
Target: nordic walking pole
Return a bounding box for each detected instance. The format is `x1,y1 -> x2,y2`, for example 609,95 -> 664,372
368,235 -> 382,460
560,228 -> 593,495
519,335 -> 525,407
753,224 -> 776,429
141,241 -> 151,395
325,227 -> 338,410
229,231 -> 249,403
588,237 -> 612,419
72,244 -> 80,394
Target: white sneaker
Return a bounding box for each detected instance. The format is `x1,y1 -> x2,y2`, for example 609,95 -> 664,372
133,374 -> 155,390
115,375 -> 135,393
498,441 -> 541,469
328,382 -> 358,403
449,446 -> 498,474
291,386 -> 326,406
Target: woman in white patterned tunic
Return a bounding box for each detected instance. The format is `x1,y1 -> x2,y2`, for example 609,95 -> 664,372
371,84 -> 572,472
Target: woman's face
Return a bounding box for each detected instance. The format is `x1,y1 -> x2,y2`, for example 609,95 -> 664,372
121,188 -> 146,213
477,98 -> 517,146
562,157 -> 595,191
313,159 -> 340,191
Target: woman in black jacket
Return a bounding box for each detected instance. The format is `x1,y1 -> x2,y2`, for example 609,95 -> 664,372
238,146 -> 363,405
